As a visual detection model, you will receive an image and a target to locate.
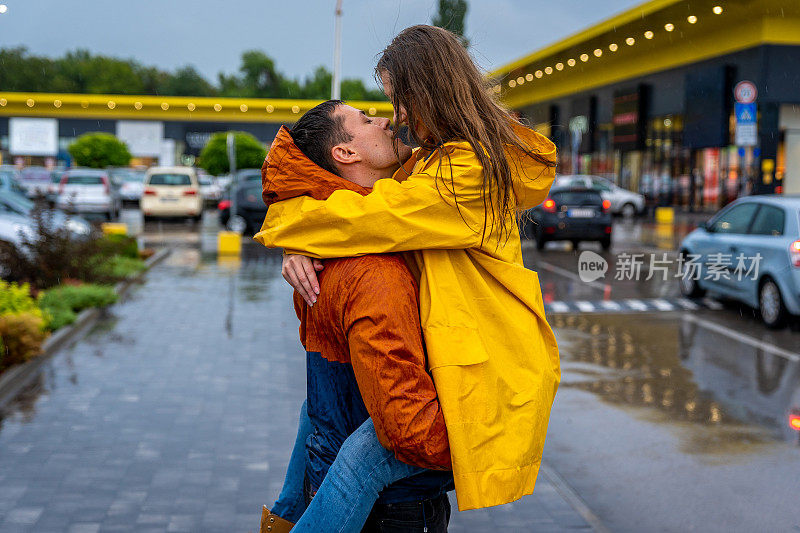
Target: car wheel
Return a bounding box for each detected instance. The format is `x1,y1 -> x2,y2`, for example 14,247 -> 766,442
759,278 -> 788,329
227,215 -> 248,235
621,203 -> 636,218
678,250 -> 705,297
600,236 -> 611,251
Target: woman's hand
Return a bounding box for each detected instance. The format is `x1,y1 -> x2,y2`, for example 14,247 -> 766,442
282,253 -> 324,306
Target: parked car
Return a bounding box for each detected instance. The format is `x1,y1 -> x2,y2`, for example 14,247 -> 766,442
555,175 -> 645,217
678,195 -> 800,328
0,165 -> 27,196
18,166 -> 53,198
198,171 -> 223,206
0,208 -> 37,249
108,168 -> 146,204
45,169 -> 67,204
218,180 -> 268,235
55,169 -> 121,220
0,189 -> 91,238
523,186 -> 612,250
141,166 -> 203,221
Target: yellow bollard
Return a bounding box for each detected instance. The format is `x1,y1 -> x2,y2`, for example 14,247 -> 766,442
101,222 -> 128,235
655,207 -> 674,225
217,231 -> 242,256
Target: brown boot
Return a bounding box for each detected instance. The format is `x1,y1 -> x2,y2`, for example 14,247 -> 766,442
260,506 -> 294,533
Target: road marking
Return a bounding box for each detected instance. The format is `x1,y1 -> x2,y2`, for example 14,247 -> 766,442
652,299 -> 675,311
676,297 -> 700,310
600,300 -> 622,311
549,301 -> 571,313
576,301 -> 596,312
626,299 -> 648,311
536,260 -> 610,292
701,297 -> 724,310
684,314 -> 800,363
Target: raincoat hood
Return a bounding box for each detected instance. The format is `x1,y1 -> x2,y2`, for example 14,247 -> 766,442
261,125 -> 369,207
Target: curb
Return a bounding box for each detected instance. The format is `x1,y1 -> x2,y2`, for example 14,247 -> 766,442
0,247 -> 172,409
539,462 -> 610,533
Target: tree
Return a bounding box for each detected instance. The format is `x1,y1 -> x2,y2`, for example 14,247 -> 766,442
197,132 -> 266,176
432,0 -> 469,47
68,133 -> 132,168
160,65 -> 215,96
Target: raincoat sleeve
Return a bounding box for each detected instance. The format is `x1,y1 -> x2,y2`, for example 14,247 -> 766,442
343,257 -> 451,470
254,144 -> 552,258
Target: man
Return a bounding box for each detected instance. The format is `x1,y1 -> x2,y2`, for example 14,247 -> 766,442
260,100 -> 453,532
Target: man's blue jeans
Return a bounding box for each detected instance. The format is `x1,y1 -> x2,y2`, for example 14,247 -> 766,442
271,401 -> 426,532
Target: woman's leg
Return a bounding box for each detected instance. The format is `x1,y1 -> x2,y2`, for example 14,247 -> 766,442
292,418 -> 426,533
269,400 -> 312,523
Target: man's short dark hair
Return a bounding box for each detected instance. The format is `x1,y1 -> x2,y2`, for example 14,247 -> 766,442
289,100 -> 352,176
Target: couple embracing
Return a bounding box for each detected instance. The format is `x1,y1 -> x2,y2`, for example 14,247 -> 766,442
254,25 -> 560,532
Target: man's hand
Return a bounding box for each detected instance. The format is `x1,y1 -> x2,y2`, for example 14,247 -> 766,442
282,253 -> 324,305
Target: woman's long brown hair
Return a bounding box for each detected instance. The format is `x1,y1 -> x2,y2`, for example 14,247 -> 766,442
376,24 -> 556,244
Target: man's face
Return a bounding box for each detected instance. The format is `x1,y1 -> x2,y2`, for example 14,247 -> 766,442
334,104 -> 412,174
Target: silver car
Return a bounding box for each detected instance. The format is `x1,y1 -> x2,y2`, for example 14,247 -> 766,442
556,175 -> 645,217
678,195 -> 800,328
56,169 -> 121,220
0,189 -> 91,239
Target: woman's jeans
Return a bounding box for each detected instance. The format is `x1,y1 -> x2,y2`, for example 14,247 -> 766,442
271,401 -> 425,533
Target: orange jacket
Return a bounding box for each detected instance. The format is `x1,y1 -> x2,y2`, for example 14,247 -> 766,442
267,126 -> 450,470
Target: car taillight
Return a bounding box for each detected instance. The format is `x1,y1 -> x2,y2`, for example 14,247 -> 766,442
184,189 -> 197,196
789,409 -> 800,431
218,200 -> 231,211
102,176 -> 110,195
602,199 -> 611,212
143,188 -> 157,196
543,198 -> 556,213
775,185 -> 783,195
790,240 -> 800,268
59,176 -> 67,195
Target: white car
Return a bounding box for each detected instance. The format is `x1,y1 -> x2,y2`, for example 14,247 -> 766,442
198,172 -> 223,205
141,166 -> 203,220
56,169 -> 121,220
555,175 -> 645,217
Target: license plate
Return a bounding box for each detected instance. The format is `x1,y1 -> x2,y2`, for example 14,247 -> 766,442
568,208 -> 595,218
161,197 -> 179,203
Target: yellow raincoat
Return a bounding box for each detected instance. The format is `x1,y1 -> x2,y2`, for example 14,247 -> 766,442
254,127 -> 560,511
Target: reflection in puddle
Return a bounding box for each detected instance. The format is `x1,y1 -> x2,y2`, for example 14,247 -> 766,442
551,313 -> 800,446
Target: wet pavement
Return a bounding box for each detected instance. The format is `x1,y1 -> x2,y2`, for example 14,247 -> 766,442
0,244 -> 594,532
2,210 -> 799,532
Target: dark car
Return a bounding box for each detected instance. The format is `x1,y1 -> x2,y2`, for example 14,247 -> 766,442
524,186 -> 612,250
218,181 -> 267,235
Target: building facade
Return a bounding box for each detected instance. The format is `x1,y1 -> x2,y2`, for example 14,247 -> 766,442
0,93 -> 391,169
492,0 -> 800,210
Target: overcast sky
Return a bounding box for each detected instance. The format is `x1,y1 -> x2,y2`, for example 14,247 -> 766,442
0,0 -> 642,88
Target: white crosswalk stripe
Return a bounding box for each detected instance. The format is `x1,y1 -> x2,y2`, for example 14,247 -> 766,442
544,297 -> 721,315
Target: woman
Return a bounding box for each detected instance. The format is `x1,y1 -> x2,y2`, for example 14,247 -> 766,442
256,24 -> 560,532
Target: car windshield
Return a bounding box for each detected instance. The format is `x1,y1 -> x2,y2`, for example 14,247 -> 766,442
199,176 -> 213,185
149,173 -> 191,186
66,175 -> 105,185
112,170 -> 145,182
0,190 -> 35,214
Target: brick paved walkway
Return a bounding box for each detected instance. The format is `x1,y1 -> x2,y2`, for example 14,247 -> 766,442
0,248 -> 596,532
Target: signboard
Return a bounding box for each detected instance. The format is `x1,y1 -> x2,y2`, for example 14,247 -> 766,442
735,102 -> 757,146
117,121 -> 163,157
734,81 -> 757,104
612,87 -> 646,152
9,118 -> 58,156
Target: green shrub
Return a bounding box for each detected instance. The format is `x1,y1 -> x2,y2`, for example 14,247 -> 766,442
68,132 -> 132,168
0,281 -> 43,319
197,131 -> 266,175
0,313 -> 47,367
92,255 -> 147,280
39,284 -> 118,317
98,234 -> 139,259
